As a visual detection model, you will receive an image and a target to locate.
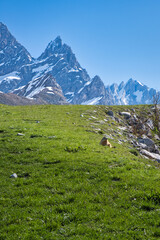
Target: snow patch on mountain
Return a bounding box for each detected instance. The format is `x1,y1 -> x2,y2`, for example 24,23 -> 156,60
134,90 -> 143,102
137,80 -> 143,86
81,96 -> 103,105
32,64 -> 49,73
68,68 -> 79,73
0,71 -> 20,83
27,86 -> 45,99
78,80 -> 92,94
13,73 -> 68,104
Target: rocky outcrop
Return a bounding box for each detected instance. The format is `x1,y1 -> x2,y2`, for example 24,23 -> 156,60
140,149 -> 160,163
117,109 -> 160,161
119,112 -> 131,119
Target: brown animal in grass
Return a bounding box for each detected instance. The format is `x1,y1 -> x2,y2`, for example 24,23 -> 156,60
100,137 -> 115,148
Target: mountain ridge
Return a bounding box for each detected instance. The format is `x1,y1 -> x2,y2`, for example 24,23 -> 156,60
0,22 -> 159,105
106,78 -> 157,105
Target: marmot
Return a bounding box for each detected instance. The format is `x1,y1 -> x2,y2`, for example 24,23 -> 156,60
100,137 -> 115,148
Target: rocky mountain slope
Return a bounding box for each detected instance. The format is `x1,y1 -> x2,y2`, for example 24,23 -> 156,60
0,22 -> 33,92
14,73 -> 68,105
0,92 -> 46,105
0,22 -> 159,105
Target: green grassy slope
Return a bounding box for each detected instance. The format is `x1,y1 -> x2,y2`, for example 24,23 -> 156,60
1,104 -> 160,240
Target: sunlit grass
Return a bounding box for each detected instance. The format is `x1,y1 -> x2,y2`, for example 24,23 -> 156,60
0,104 -> 160,239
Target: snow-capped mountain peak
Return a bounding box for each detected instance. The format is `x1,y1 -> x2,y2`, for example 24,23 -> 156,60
38,36 -> 63,60
0,22 -> 33,77
0,22 -> 159,106
106,78 -> 157,105
47,36 -> 62,50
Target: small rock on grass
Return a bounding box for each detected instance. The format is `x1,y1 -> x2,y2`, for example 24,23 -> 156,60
10,173 -> 18,178
48,136 -> 56,139
106,110 -> 114,117
17,133 -> 25,136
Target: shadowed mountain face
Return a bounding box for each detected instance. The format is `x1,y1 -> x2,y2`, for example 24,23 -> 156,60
0,22 -> 159,105
0,22 -> 33,93
0,22 -> 33,75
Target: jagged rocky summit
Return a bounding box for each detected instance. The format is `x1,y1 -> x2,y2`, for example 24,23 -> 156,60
0,22 -> 159,105
0,22 -> 33,93
106,78 -> 158,105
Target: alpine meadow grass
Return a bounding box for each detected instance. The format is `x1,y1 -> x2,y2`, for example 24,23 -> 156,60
1,104 -> 160,239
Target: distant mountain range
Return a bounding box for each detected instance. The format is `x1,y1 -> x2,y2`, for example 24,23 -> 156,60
0,22 -> 158,105
106,79 -> 157,105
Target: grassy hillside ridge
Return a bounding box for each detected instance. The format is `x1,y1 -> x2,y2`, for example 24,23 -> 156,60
1,104 -> 160,239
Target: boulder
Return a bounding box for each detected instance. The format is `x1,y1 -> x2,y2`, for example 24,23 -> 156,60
128,133 -> 135,139
140,149 -> 160,163
118,126 -> 127,131
115,117 -> 121,123
128,114 -> 138,125
146,130 -> 153,139
146,119 -> 154,130
120,112 -> 131,119
106,110 -> 114,117
138,137 -> 155,147
155,134 -> 160,140
138,142 -> 148,150
138,137 -> 159,154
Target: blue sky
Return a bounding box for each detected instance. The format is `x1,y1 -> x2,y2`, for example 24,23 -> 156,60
1,0 -> 160,90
